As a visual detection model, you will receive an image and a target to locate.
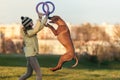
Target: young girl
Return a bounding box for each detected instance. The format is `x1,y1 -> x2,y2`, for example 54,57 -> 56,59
19,13 -> 47,80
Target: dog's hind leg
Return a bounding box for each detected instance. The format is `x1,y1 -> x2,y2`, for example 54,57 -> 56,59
50,53 -> 73,71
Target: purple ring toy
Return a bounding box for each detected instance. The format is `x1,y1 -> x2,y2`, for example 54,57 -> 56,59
36,2 -> 49,15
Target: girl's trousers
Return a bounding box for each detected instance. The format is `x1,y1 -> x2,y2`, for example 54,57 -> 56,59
19,56 -> 42,80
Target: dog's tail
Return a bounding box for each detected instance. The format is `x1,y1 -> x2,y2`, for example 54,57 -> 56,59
72,56 -> 78,67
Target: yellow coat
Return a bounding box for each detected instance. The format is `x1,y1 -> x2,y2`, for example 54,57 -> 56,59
21,20 -> 44,57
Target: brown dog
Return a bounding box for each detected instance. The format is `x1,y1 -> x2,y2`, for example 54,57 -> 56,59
46,15 -> 78,71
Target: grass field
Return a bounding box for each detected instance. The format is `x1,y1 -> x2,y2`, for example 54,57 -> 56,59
0,54 -> 120,80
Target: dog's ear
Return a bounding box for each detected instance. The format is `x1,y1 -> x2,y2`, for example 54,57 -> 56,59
50,16 -> 59,22
53,16 -> 60,19
53,16 -> 59,22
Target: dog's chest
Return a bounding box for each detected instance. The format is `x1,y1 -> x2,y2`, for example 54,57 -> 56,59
57,25 -> 68,34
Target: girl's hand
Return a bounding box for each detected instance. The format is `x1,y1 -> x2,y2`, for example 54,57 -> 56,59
37,12 -> 44,21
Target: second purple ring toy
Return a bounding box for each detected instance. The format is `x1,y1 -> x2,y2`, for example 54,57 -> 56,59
36,1 -> 55,15
36,2 -> 49,15
42,1 -> 55,15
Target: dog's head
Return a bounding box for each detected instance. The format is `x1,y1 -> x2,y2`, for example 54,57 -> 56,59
48,16 -> 60,23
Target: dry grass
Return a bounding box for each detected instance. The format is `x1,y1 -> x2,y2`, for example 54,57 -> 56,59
0,54 -> 120,80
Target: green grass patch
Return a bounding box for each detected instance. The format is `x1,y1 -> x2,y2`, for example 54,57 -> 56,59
0,54 -> 120,80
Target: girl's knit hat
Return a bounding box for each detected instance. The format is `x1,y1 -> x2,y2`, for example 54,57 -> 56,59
21,16 -> 33,28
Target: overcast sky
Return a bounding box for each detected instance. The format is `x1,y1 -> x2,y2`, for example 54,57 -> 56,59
0,0 -> 120,24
